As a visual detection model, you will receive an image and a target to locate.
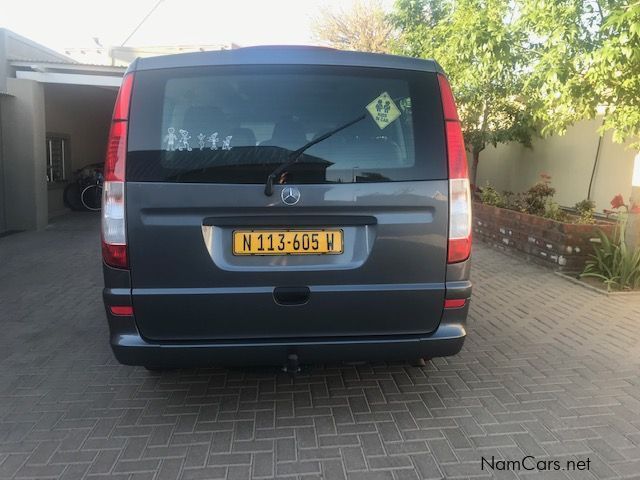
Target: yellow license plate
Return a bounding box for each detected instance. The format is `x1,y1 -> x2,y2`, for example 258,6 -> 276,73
233,229 -> 343,255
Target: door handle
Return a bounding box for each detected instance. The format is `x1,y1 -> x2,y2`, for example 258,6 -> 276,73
273,286 -> 310,306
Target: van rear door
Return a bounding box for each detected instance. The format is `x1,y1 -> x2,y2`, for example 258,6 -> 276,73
124,63 -> 449,341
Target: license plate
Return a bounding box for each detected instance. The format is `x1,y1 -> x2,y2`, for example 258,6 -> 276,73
233,229 -> 343,255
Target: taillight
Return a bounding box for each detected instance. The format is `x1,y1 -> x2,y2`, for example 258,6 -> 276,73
102,73 -> 133,269
438,74 -> 472,263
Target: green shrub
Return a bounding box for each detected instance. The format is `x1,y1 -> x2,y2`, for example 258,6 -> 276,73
520,180 -> 556,216
478,176 -> 598,226
574,199 -> 596,224
581,217 -> 640,291
544,201 -> 568,222
479,183 -> 504,207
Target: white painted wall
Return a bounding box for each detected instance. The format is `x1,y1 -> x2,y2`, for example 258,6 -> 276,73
1,78 -> 47,230
477,117 -> 637,213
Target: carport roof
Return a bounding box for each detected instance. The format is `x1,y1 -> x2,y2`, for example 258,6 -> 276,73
1,28 -> 125,89
12,60 -> 125,87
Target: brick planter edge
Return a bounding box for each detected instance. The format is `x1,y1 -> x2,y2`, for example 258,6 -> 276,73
473,202 -> 616,272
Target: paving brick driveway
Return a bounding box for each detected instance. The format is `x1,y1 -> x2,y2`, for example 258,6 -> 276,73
1,213 -> 640,480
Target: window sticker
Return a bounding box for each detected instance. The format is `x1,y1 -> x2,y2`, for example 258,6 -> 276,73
178,129 -> 192,151
366,92 -> 401,130
197,133 -> 206,150
164,127 -> 178,151
163,129 -> 232,151
208,132 -> 219,150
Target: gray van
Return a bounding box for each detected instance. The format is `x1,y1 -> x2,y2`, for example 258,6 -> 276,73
101,46 -> 472,369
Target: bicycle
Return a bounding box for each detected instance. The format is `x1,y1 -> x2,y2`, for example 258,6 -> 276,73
63,164 -> 104,212
80,171 -> 103,211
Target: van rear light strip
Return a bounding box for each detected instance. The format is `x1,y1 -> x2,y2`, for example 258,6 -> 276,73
102,73 -> 133,269
438,74 -> 472,264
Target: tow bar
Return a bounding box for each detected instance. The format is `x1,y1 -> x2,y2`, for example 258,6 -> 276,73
282,353 -> 300,374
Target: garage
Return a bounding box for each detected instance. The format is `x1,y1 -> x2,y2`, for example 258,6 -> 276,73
0,29 -> 124,234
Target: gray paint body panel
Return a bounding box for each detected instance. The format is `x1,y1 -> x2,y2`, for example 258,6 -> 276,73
125,181 -> 450,341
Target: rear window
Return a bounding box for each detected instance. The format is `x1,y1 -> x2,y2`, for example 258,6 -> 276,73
127,65 -> 446,183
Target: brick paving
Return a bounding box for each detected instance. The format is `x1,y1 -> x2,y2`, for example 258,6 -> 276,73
1,213 -> 639,479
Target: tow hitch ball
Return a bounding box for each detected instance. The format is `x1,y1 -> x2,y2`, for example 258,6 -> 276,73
282,353 -> 300,374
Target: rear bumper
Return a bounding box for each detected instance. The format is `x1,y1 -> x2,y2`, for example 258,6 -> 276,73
105,305 -> 468,367
103,264 -> 471,367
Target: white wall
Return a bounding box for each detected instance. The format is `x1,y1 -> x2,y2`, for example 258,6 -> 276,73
477,117 -> 636,213
1,78 -> 47,230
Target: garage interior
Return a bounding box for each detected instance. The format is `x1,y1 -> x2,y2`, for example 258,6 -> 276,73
43,83 -> 118,216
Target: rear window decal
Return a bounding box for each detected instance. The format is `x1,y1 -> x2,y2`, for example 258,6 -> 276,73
366,92 -> 401,129
164,127 -> 178,151
178,129 -> 192,151
208,132 -> 219,150
163,129 -> 233,152
197,133 -> 206,150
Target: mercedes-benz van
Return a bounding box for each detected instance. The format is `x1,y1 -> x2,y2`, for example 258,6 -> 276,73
101,46 -> 472,368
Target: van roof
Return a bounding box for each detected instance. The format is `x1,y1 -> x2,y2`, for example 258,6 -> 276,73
130,45 -> 444,74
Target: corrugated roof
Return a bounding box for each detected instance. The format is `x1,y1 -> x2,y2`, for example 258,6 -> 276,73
10,59 -> 126,75
2,28 -> 75,64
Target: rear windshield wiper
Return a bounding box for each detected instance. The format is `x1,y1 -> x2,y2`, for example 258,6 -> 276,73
264,113 -> 366,196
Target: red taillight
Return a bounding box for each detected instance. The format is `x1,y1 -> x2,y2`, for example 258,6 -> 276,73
112,73 -> 134,121
444,298 -> 466,309
438,74 -> 459,121
438,74 -> 472,264
445,121 -> 468,180
102,243 -> 127,269
104,73 -> 133,182
105,120 -> 127,182
102,73 -> 133,269
110,305 -> 133,316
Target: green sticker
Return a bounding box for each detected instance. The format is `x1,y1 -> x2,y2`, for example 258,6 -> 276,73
366,92 -> 401,129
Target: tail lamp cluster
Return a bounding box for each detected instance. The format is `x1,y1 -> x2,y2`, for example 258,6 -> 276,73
437,74 -> 472,264
102,73 -> 133,269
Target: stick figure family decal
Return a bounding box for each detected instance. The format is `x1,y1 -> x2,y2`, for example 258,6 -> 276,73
164,128 -> 233,151
162,92 -> 403,152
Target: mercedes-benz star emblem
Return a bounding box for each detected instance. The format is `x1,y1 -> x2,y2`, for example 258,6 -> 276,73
281,186 -> 301,206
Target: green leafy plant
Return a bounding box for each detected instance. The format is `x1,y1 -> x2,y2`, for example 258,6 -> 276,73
543,201 -> 568,222
574,199 -> 596,224
582,195 -> 640,291
478,183 -> 504,207
499,190 -> 518,211
478,175 -> 563,217
519,174 -> 556,216
477,177 -> 603,225
391,0 -> 536,186
393,0 -> 640,172
586,2 -> 640,148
